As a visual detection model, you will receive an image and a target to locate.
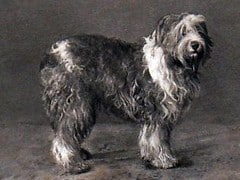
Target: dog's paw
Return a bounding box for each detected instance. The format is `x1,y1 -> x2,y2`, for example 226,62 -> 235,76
66,161 -> 91,174
151,154 -> 178,169
143,153 -> 178,169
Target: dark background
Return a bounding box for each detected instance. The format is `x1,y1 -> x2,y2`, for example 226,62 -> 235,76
0,0 -> 239,179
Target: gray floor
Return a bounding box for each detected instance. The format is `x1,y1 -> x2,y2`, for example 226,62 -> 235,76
0,0 -> 239,179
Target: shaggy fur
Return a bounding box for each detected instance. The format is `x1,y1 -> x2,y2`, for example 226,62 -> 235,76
40,13 -> 212,173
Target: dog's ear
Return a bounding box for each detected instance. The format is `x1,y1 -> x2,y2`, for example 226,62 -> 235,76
203,23 -> 213,49
154,15 -> 171,45
202,34 -> 213,66
199,21 -> 213,65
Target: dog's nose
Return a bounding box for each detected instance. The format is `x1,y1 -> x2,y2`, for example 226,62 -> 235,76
191,41 -> 200,51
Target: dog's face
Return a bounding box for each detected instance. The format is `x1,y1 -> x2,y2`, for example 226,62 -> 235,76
154,13 -> 213,72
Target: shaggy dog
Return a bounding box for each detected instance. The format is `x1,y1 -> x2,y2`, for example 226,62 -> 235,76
40,13 -> 212,174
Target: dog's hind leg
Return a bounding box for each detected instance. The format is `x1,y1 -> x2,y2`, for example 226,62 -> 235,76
138,122 -> 178,169
42,71 -> 96,174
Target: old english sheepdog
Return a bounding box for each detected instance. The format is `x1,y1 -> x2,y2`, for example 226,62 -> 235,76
40,13 -> 213,174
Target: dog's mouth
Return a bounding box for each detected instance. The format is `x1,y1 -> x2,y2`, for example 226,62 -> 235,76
185,51 -> 204,72
190,52 -> 199,60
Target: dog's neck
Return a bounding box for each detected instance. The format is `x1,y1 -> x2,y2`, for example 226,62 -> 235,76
142,35 -> 200,104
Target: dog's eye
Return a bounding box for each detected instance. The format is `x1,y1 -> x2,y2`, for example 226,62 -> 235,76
196,24 -> 207,35
181,26 -> 187,36
195,25 -> 202,32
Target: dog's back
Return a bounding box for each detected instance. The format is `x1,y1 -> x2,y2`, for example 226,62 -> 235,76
40,35 -> 147,127
40,34 -> 141,74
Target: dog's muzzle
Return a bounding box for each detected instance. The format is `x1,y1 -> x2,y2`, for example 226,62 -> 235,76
189,41 -> 204,59
184,40 -> 205,71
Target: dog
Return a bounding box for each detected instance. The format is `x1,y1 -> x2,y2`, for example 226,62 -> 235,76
40,13 -> 213,174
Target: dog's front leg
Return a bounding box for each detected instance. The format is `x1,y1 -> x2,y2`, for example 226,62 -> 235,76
138,122 -> 178,169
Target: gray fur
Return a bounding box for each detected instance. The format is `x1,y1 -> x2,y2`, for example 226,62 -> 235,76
40,13 -> 212,174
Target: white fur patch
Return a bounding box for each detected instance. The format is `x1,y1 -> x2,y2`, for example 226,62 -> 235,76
52,137 -> 74,168
139,124 -> 164,157
148,124 -> 161,150
139,124 -> 149,157
183,14 -> 205,25
143,34 -> 164,83
50,40 -> 83,73
143,35 -> 179,102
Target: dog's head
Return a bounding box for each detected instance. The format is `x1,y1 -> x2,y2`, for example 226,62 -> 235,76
153,13 -> 213,72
